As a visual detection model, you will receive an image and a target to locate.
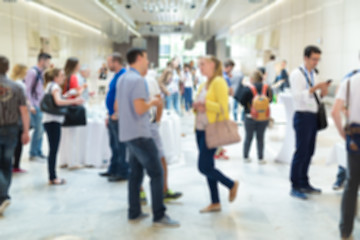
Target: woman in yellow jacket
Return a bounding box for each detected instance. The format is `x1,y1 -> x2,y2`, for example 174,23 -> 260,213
193,55 -> 239,213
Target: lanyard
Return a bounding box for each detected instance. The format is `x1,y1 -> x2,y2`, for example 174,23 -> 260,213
301,67 -> 314,88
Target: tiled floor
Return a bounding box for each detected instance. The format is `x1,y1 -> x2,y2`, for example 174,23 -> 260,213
0,110 -> 358,240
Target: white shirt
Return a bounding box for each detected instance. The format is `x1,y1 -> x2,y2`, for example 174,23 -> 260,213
145,72 -> 161,122
290,66 -> 321,113
43,83 -> 65,124
183,71 -> 193,88
336,72 -> 360,123
167,70 -> 180,94
265,61 -> 276,85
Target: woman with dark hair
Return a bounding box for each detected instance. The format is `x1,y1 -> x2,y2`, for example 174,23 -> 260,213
193,55 -> 239,213
63,57 -> 86,97
42,68 -> 84,185
239,70 -> 272,164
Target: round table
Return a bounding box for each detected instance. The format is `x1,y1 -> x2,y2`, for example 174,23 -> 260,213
275,92 -> 295,163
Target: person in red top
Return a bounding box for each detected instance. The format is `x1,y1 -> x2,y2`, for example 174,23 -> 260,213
63,57 -> 87,98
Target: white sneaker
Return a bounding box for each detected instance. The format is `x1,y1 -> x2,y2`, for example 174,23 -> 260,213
258,159 -> 267,165
244,158 -> 252,163
0,199 -> 11,215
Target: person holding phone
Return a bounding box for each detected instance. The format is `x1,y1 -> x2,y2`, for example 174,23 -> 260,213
289,46 -> 331,200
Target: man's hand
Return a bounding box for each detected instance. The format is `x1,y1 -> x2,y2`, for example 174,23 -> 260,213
30,107 -> 36,114
21,131 -> 30,145
311,82 -> 329,96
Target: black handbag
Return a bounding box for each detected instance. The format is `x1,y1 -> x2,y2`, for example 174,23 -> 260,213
62,105 -> 87,127
299,67 -> 328,131
40,84 -> 68,116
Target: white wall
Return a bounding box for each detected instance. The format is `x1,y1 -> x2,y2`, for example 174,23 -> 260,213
0,1 -> 113,82
225,0 -> 360,83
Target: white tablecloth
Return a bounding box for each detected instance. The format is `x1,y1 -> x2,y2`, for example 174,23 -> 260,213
275,93 -> 295,163
58,118 -> 111,168
159,111 -> 183,164
328,142 -> 347,168
58,109 -> 182,168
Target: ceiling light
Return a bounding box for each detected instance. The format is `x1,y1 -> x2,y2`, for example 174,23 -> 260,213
94,0 -> 141,37
231,0 -> 284,31
26,1 -> 102,35
204,0 -> 221,19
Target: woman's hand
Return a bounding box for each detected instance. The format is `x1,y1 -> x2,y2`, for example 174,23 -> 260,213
73,98 -> 84,105
193,102 -> 206,113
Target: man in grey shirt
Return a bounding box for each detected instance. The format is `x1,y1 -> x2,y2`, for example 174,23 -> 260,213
116,48 -> 179,228
0,56 -> 30,215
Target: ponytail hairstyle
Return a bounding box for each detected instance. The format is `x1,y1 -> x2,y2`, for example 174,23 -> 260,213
201,55 -> 223,88
44,68 -> 61,87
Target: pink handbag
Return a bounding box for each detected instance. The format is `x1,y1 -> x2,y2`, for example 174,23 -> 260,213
205,107 -> 241,149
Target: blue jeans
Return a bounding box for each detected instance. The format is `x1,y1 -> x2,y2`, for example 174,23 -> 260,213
30,106 -> 44,157
166,92 -> 180,115
125,138 -> 166,221
0,125 -> 19,202
196,130 -> 234,204
107,119 -> 129,178
44,122 -> 61,180
184,87 -> 193,111
233,100 -> 238,121
290,112 -> 318,189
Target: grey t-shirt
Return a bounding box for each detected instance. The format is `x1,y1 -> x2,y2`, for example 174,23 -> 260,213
116,69 -> 151,142
0,74 -> 26,126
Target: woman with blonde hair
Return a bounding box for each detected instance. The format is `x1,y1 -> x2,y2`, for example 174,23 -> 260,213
42,68 -> 84,185
10,64 -> 28,173
193,55 -> 239,213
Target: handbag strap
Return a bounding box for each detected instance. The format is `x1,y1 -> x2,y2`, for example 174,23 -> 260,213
298,67 -> 321,106
215,105 -> 226,122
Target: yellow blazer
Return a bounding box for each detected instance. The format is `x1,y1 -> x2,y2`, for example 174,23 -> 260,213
196,76 -> 229,123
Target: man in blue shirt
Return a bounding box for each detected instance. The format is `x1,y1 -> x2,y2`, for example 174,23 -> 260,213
99,52 -> 129,182
116,48 -> 179,228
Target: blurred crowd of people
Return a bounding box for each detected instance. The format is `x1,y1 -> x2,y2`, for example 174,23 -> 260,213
0,44 -> 359,238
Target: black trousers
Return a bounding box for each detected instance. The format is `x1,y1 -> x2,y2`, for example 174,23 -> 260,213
13,129 -> 23,169
340,152 -> 360,238
44,122 -> 61,181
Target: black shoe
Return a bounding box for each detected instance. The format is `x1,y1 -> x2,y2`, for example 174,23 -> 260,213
99,172 -> 111,177
300,185 -> 322,195
108,176 -> 127,182
38,154 -> 47,159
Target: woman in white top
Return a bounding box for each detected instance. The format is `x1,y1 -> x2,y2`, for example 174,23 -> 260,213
42,68 -> 83,185
10,64 -> 28,173
182,64 -> 193,112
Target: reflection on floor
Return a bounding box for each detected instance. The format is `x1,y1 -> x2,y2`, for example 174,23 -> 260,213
0,112 -> 359,240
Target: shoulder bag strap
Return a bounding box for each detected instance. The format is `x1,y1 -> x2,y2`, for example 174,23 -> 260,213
249,84 -> 258,97
345,78 -> 351,127
298,67 -> 321,106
